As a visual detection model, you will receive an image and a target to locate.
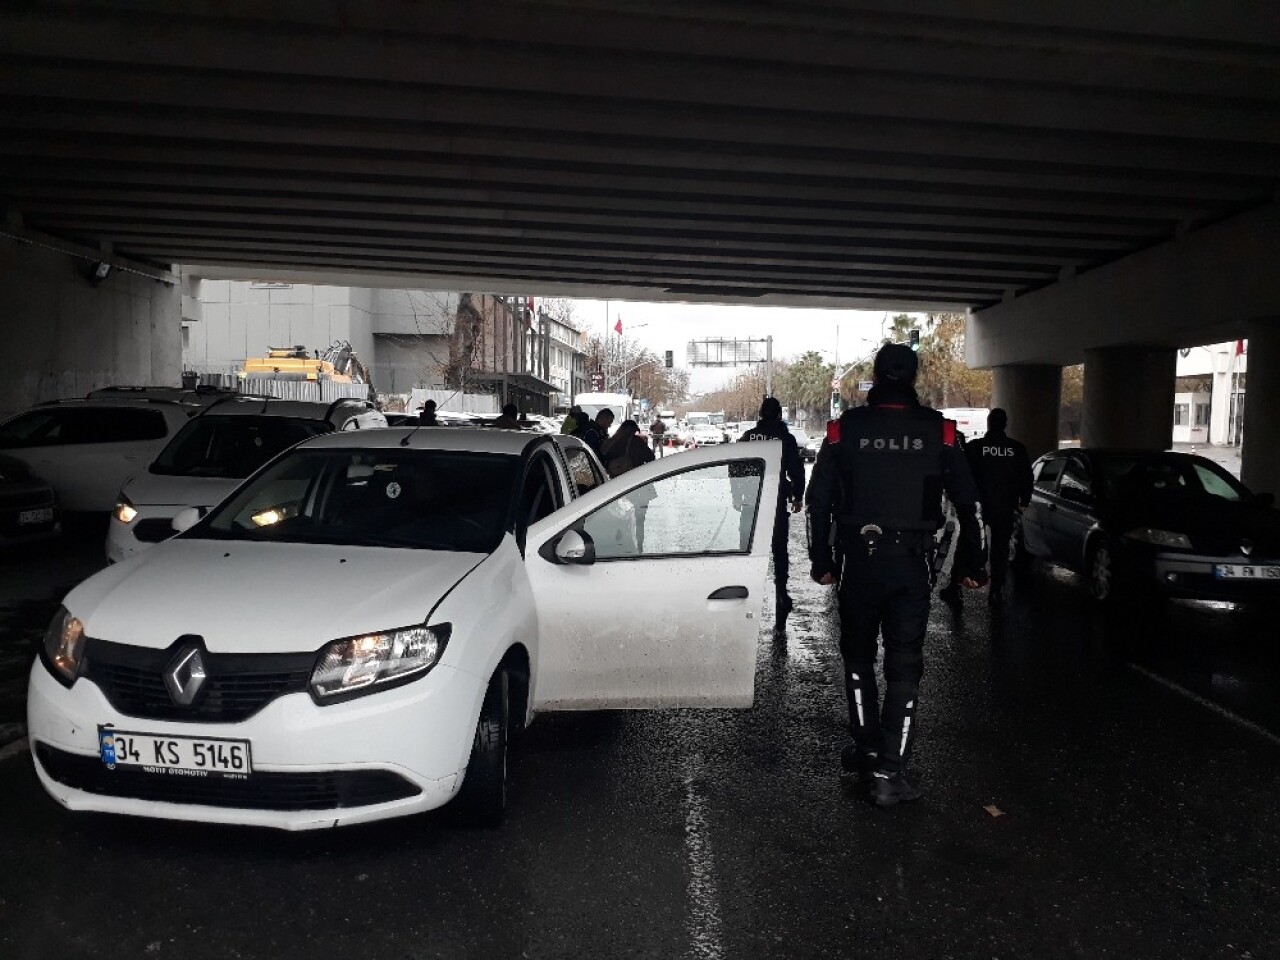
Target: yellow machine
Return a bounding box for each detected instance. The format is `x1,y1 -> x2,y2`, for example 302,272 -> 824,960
242,344 -> 369,383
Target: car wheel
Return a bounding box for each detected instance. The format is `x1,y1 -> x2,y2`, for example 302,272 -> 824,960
456,668 -> 508,827
1087,540 -> 1115,602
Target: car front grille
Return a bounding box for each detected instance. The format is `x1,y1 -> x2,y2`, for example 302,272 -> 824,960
132,518 -> 177,543
83,638 -> 314,722
35,743 -> 421,811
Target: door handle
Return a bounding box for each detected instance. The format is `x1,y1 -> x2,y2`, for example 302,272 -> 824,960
708,585 -> 749,600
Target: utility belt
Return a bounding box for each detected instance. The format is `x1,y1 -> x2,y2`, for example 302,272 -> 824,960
840,523 -> 933,559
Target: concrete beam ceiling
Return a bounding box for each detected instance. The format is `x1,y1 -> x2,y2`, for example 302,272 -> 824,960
2,0 -> 1277,307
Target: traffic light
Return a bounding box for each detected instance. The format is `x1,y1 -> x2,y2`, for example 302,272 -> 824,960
831,390 -> 841,417
909,329 -> 920,351
664,350 -> 673,368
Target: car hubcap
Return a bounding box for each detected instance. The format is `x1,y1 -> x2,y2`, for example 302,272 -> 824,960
1092,547 -> 1111,599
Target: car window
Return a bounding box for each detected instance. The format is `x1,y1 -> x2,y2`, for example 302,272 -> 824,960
59,407 -> 170,444
1033,458 -> 1064,493
1097,457 -> 1190,502
519,453 -> 565,528
581,459 -> 764,560
151,417 -> 328,479
198,449 -> 518,552
1058,458 -> 1092,498
0,410 -> 65,448
1191,462 -> 1244,502
563,446 -> 603,496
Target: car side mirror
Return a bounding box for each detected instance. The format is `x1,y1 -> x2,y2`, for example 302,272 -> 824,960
1256,492 -> 1276,508
553,529 -> 596,565
171,506 -> 203,534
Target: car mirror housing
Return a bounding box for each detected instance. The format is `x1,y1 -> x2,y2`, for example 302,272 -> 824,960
553,529 -> 596,565
171,506 -> 202,534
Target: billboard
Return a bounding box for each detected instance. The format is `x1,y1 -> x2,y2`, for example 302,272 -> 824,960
686,338 -> 769,367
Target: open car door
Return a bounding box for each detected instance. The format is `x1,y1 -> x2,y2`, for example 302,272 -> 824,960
525,441 -> 781,711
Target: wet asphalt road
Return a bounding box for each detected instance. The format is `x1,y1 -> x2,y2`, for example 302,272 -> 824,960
2,520 -> 1279,960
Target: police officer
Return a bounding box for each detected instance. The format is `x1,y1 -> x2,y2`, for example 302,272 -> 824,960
942,407 -> 1032,609
807,344 -> 985,807
740,398 -> 806,628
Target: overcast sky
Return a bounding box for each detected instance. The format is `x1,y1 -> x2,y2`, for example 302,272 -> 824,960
568,299 -> 926,395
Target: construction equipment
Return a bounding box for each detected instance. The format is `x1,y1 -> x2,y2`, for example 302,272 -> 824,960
242,341 -> 370,384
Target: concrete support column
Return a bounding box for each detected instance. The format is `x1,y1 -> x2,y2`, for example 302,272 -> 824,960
991,364 -> 1062,462
1081,347 -> 1176,449
1241,319 -> 1280,495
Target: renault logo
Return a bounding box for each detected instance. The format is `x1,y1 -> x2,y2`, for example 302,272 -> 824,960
164,645 -> 207,706
1242,540 -> 1254,557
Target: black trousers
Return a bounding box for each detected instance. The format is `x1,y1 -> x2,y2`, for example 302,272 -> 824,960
986,510 -> 1015,589
772,499 -> 790,590
838,547 -> 932,774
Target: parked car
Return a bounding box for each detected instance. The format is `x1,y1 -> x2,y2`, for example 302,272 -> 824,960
688,424 -> 725,447
0,454 -> 60,547
1017,448 -> 1279,602
787,426 -> 820,462
106,398 -> 387,563
0,398 -> 199,512
29,431 -> 782,830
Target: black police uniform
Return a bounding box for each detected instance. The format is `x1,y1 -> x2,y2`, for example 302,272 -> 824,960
808,384 -> 982,779
966,429 -> 1032,592
739,418 -> 806,601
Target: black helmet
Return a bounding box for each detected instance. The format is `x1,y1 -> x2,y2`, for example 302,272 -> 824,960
873,343 -> 919,383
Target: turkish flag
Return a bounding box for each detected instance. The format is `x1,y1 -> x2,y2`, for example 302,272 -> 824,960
614,317 -> 623,335
1235,339 -> 1245,357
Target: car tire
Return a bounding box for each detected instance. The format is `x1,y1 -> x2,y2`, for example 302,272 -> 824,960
456,668 -> 509,827
1087,539 -> 1115,602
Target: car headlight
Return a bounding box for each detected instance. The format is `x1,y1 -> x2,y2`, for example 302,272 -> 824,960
43,606 -> 86,685
112,495 -> 138,524
1124,527 -> 1193,550
310,623 -> 451,702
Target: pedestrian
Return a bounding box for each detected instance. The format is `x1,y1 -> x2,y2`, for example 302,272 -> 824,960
562,405 -> 584,436
418,399 -> 439,426
603,419 -> 658,550
492,403 -> 521,430
739,397 -> 806,630
649,416 -> 667,457
807,343 -> 986,807
940,407 -> 1032,609
574,408 -> 614,457
602,419 -> 655,478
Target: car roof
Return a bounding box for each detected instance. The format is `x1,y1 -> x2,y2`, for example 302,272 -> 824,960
297,426 -> 588,457
194,397 -> 360,421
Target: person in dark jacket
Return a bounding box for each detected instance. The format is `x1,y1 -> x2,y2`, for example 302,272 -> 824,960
603,419 -> 658,550
808,343 -> 986,807
418,399 -> 439,426
574,409 -> 614,456
941,407 -> 1032,608
739,397 -> 806,630
492,403 -> 521,430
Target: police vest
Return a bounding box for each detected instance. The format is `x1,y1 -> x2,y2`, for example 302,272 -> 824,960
830,405 -> 950,532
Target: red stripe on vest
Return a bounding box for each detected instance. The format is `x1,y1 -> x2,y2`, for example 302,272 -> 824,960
942,419 -> 957,446
826,419 -> 840,443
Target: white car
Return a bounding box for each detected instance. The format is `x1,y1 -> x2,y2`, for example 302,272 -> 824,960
0,398 -> 197,512
689,424 -> 725,446
30,429 -> 781,830
106,398 -> 387,563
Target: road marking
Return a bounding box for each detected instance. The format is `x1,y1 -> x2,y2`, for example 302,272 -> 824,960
1127,663 -> 1280,748
0,736 -> 30,763
682,755 -> 723,960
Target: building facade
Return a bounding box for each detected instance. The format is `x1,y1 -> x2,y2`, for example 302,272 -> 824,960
1173,341 -> 1247,445
182,282 -> 582,413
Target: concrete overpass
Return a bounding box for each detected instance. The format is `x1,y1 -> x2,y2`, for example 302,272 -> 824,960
2,1 -> 1279,488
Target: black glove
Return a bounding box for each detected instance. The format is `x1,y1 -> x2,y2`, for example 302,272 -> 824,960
810,556 -> 838,583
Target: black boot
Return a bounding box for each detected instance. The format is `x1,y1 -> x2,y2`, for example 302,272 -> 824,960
870,771 -> 922,807
938,582 -> 963,605
840,744 -> 878,776
774,591 -> 793,631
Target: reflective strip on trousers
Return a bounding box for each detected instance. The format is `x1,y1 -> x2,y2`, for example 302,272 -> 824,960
851,672 -> 864,727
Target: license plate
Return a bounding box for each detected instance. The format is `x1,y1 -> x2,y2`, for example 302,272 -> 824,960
1214,564 -> 1280,581
18,507 -> 54,525
99,726 -> 252,778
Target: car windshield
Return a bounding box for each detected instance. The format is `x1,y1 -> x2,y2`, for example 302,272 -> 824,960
151,416 -> 329,479
1097,455 -> 1250,504
195,448 -> 518,552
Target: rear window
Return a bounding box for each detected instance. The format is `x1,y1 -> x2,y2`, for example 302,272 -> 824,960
151,416 -> 329,479
1033,458 -> 1064,492
0,406 -> 168,447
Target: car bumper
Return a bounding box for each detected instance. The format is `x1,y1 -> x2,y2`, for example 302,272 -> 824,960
27,657 -> 485,830
1133,550 -> 1280,602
